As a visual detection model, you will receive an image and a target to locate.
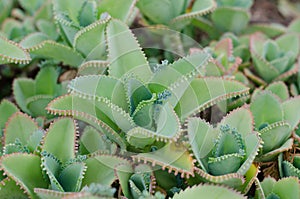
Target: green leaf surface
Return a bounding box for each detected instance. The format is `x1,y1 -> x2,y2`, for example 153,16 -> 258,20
0,100 -> 19,130
98,0 -> 137,23
59,162 -> 86,192
175,77 -> 249,120
4,112 -> 38,145
29,41 -> 84,67
107,19 -> 152,80
0,36 -> 31,64
42,118 -> 76,163
82,155 -> 130,186
1,153 -> 48,198
172,184 -> 246,199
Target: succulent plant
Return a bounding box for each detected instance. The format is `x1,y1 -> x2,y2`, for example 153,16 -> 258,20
192,0 -> 253,39
186,107 -> 260,192
248,32 -> 299,85
115,163 -> 165,199
0,0 -> 54,42
278,152 -> 300,180
255,176 -> 300,199
172,184 -> 246,199
0,35 -> 31,65
0,116 -> 131,198
46,18 -> 249,151
13,66 -> 67,118
137,0 -> 216,29
250,91 -> 300,162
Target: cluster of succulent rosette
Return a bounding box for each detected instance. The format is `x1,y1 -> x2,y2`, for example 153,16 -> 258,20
1,0 -> 300,198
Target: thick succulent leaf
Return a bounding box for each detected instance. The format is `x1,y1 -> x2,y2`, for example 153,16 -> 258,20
42,118 -> 77,163
19,32 -> 49,49
115,163 -> 134,198
258,138 -> 293,162
251,54 -> 280,83
175,77 -> 249,120
29,41 -> 84,67
18,0 -> 43,15
36,19 -> 59,40
35,67 -> 59,95
282,96 -> 300,130
137,0 -> 175,24
55,15 -> 79,46
78,0 -> 97,26
245,23 -> 286,38
149,51 -> 210,106
0,0 -> 13,24
0,100 -> 19,130
250,91 -> 283,129
219,107 -> 253,138
79,126 -> 116,155
107,19 -> 152,80
1,153 -> 48,198
4,112 -> 38,145
98,0 -> 137,23
172,184 -> 246,199
132,142 -> 194,178
272,177 -> 300,199
77,60 -> 109,76
212,7 -> 250,34
276,33 -> 299,60
74,18 -> 109,60
259,121 -> 291,154
34,188 -> 73,199
172,0 -> 216,23
188,118 -> 218,171
128,103 -> 181,144
27,129 -> 44,153
82,155 -> 131,186
47,95 -> 126,150
59,162 -> 86,192
265,81 -> 289,101
0,178 -> 28,199
26,95 -> 54,117
41,154 -> 64,192
0,36 -> 31,64
191,167 -> 245,190
68,75 -> 128,111
52,0 -> 84,26
13,78 -> 35,114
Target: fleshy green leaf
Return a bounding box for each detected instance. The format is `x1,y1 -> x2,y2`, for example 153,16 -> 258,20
0,36 -> 31,64
172,184 -> 246,199
42,118 -> 77,163
1,153 -> 48,198
107,19 -> 152,80
4,112 -> 38,145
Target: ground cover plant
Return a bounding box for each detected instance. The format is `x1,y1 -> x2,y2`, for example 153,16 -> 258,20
1,0 -> 300,198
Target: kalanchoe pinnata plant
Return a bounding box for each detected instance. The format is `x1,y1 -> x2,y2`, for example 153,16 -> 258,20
1,0 -> 55,42
0,35 -> 31,65
187,107 -> 261,192
278,153 -> 300,180
47,19 -> 249,180
254,176 -> 300,199
172,184 -> 246,199
116,163 -> 165,199
247,32 -> 300,85
137,0 -> 216,29
20,0 -> 138,68
0,117 -> 131,198
249,91 -> 300,162
192,0 -> 253,39
13,66 -> 67,118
